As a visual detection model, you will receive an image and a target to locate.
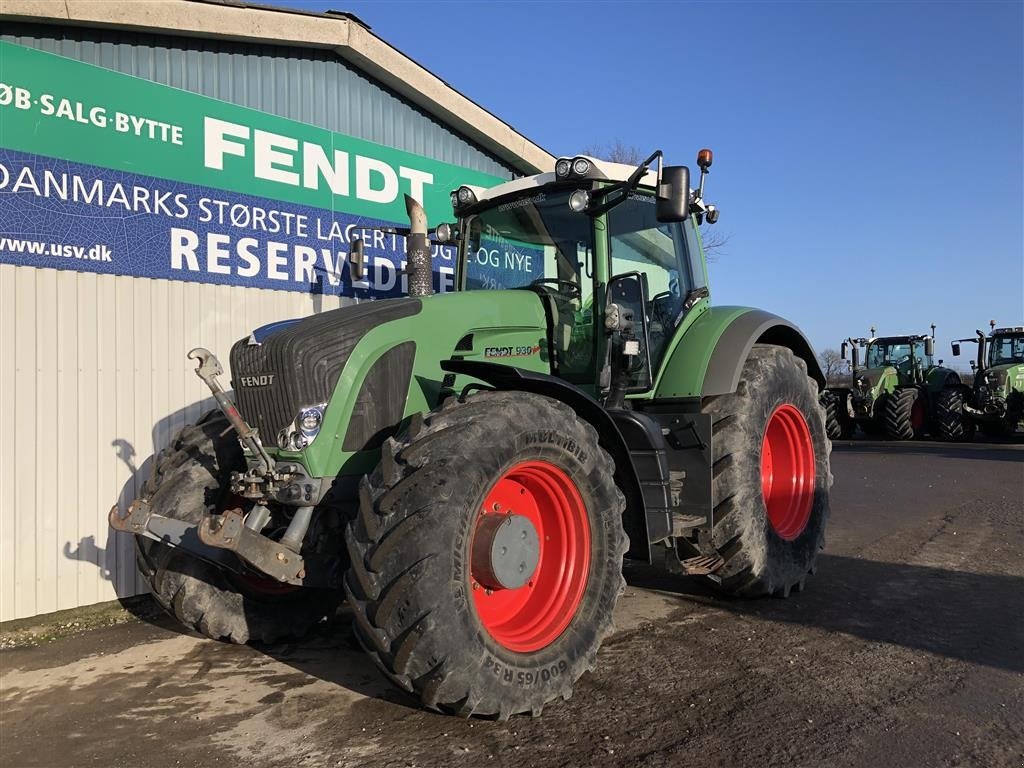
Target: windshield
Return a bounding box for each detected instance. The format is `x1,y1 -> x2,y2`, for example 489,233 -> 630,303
463,188 -> 593,296
988,334 -> 1024,366
462,188 -> 596,381
866,339 -> 929,370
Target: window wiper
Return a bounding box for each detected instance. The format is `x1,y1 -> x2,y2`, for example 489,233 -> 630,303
586,150 -> 663,216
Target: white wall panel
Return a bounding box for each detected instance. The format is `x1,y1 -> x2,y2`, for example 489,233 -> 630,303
0,264 -> 350,621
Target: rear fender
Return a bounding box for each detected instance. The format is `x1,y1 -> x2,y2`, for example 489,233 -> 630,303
655,307 -> 825,399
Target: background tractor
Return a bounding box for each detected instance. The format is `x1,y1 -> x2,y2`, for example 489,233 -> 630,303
937,321 -> 1024,440
111,148 -> 832,719
821,326 -> 962,440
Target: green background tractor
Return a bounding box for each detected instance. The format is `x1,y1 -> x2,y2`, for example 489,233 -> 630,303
821,326 -> 962,440
937,322 -> 1024,440
111,149 -> 832,719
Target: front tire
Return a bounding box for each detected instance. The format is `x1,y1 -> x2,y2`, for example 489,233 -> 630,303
344,391 -> 628,719
699,345 -> 832,597
884,387 -> 927,440
935,387 -> 974,442
135,414 -> 342,644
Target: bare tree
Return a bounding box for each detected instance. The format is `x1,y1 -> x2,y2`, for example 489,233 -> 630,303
581,140 -> 730,259
582,140 -> 643,166
819,348 -> 848,384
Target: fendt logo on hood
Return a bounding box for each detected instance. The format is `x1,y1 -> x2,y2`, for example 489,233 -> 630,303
240,374 -> 276,387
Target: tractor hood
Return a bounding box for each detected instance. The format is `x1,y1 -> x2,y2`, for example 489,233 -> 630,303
854,367 -> 894,393
228,290 -> 549,474
982,364 -> 1023,396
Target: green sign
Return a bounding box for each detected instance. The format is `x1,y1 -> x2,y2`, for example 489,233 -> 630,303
0,41 -> 507,296
0,40 -> 504,225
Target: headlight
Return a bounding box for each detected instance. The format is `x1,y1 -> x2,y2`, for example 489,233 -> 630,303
457,186 -> 476,205
434,222 -> 454,243
299,407 -> 323,434
572,157 -> 591,175
568,189 -> 591,213
555,158 -> 572,178
278,403 -> 327,450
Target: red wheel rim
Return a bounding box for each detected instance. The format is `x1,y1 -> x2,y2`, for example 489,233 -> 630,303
470,461 -> 590,653
760,404 -> 815,541
911,397 -> 926,432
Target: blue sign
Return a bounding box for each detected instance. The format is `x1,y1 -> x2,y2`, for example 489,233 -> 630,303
0,148 -> 459,298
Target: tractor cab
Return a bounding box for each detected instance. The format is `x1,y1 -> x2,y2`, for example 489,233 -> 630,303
986,327 -> 1024,369
437,150 -> 716,403
864,334 -> 935,384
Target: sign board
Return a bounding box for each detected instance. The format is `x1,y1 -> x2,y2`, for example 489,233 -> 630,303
0,41 -> 509,297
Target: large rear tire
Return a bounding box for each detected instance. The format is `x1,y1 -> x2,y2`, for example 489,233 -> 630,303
698,345 -> 831,597
344,390 -> 628,719
135,414 -> 342,644
884,387 -> 926,440
935,387 -> 974,442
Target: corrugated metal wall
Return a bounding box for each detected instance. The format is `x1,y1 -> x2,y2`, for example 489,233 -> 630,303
0,265 -> 351,621
0,25 -> 514,621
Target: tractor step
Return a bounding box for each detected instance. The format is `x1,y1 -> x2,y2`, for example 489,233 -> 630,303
670,513 -> 705,536
680,554 -> 725,575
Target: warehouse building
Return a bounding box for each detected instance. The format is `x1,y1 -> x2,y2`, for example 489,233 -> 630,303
0,0 -> 552,622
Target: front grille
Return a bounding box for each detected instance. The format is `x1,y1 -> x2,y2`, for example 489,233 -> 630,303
229,299 -> 421,443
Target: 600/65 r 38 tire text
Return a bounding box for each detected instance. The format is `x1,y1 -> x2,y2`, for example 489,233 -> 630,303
344,390 -> 628,719
699,345 -> 832,597
134,413 -> 343,644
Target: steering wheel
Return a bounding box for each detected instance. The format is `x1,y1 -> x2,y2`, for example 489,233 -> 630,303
530,278 -> 582,302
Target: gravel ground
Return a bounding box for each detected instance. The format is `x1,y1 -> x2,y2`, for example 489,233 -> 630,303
2,438 -> 1022,768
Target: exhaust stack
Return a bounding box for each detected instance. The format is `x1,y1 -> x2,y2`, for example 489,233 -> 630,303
404,194 -> 433,297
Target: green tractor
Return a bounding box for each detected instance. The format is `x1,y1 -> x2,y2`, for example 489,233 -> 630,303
936,322 -> 1024,440
111,148 -> 832,719
821,326 -> 962,440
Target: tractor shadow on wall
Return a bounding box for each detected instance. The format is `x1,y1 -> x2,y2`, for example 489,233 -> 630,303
62,398 -> 220,604
624,554 -> 1024,675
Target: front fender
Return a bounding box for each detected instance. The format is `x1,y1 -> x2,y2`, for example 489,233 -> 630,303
654,307 -> 825,399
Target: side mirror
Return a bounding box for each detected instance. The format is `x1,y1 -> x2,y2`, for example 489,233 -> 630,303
951,342 -> 961,357
607,271 -> 653,392
656,166 -> 690,223
350,237 -> 366,282
841,342 -> 848,360
925,337 -> 935,357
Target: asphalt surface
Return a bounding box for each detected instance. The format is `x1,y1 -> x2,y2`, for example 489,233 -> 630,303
2,438 -> 1022,768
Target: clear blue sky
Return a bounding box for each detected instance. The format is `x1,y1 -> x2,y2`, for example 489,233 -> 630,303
286,0 -> 1021,364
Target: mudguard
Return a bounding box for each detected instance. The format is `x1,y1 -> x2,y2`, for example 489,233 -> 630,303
655,307 -> 825,399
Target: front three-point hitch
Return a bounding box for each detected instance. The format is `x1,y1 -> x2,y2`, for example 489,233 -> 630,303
109,348 -> 336,588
